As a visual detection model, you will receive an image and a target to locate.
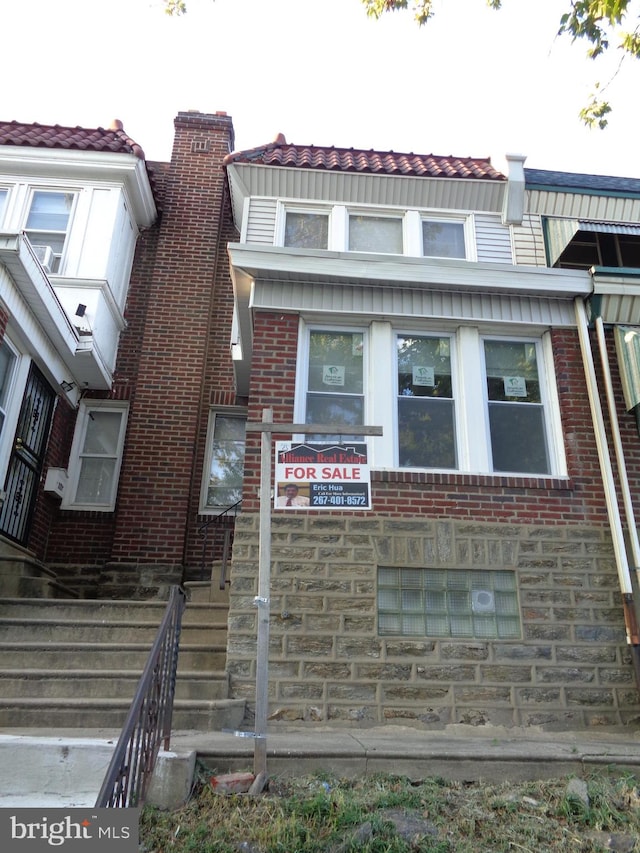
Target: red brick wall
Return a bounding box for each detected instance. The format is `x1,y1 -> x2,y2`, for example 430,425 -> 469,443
108,112 -> 236,572
242,316 -> 611,525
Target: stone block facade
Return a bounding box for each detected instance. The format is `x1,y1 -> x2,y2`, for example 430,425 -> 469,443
227,513 -> 639,730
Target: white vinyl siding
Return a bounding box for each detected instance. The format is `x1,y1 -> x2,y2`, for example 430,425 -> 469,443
512,214 -> 547,266
246,198 -> 278,244
474,214 -> 513,264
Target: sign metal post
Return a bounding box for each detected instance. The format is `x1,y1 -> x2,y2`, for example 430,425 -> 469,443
245,416 -> 382,782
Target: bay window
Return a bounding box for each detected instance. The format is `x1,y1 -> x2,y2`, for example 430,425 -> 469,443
298,323 -> 563,477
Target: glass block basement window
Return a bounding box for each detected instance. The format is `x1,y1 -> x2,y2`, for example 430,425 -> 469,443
378,568 -> 521,639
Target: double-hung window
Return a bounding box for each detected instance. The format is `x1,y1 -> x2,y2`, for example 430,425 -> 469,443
298,323 -> 561,477
304,329 -> 365,438
200,411 -> 247,512
483,339 -> 550,474
63,402 -> 128,510
396,335 -> 456,469
24,190 -> 75,273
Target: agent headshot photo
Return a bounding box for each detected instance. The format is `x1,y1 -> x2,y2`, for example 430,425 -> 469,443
276,483 -> 310,507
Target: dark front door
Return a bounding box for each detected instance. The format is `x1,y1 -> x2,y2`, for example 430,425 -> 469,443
0,364 -> 56,545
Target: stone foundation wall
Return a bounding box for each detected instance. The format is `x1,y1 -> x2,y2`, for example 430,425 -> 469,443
226,513 -> 640,730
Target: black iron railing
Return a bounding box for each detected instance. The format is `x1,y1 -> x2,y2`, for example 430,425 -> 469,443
95,585 -> 187,808
198,500 -> 241,588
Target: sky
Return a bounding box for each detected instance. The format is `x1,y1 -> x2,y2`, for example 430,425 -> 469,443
4,0 -> 640,178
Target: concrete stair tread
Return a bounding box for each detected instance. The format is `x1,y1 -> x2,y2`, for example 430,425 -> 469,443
0,696 -> 244,708
0,668 -> 227,677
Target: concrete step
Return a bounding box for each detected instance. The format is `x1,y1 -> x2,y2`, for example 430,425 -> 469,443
0,697 -> 246,730
0,592 -> 240,732
0,669 -> 230,701
0,617 -> 227,645
0,642 -> 227,670
0,597 -> 228,622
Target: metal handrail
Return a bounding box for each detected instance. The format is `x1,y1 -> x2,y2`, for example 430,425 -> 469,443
198,500 -> 241,586
95,585 -> 187,808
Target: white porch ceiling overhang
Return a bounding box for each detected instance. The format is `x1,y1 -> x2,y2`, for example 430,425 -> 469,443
228,242 -> 591,395
590,267 -> 640,325
0,232 -> 113,391
544,217 -> 640,267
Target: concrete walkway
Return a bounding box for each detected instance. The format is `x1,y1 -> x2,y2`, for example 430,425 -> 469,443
172,724 -> 640,784
2,725 -> 640,808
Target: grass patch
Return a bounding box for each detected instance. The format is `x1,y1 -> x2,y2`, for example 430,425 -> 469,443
140,769 -> 640,852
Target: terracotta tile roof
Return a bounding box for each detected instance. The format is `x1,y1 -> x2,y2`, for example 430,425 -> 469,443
0,119 -> 146,159
225,136 -> 505,181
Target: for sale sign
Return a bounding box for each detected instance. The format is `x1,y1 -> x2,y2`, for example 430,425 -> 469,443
275,442 -> 371,510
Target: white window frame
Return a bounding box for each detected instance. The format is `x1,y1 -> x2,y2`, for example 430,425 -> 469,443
277,204 -> 476,261
295,321 -> 368,438
296,320 -> 566,478
0,337 -> 29,486
420,214 -> 474,261
62,400 -> 128,511
347,210 -> 405,255
23,187 -> 78,274
199,407 -> 247,514
278,205 -> 331,250
0,187 -> 9,225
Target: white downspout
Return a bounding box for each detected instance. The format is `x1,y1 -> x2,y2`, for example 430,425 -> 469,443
575,298 -> 640,683
594,314 -> 640,571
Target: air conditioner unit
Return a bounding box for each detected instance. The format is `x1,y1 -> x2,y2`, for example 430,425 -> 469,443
44,467 -> 68,499
33,245 -> 54,274
471,589 -> 496,614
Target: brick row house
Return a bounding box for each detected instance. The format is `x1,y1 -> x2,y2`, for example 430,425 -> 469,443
1,111 -> 640,730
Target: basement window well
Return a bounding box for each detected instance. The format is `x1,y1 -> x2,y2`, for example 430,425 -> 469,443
377,567 -> 521,639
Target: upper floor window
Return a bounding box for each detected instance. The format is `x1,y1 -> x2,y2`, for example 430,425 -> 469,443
298,323 -> 561,477
24,190 -> 75,273
284,211 -> 329,249
0,189 -> 7,222
348,214 -> 403,254
422,219 -> 466,259
63,401 -> 128,511
200,410 -> 247,512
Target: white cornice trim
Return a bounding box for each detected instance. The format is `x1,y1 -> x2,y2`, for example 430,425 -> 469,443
228,243 -> 592,299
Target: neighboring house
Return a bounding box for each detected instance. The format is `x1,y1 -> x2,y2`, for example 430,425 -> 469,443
0,120 -> 156,553
2,111 -> 640,730
0,112 -> 238,597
